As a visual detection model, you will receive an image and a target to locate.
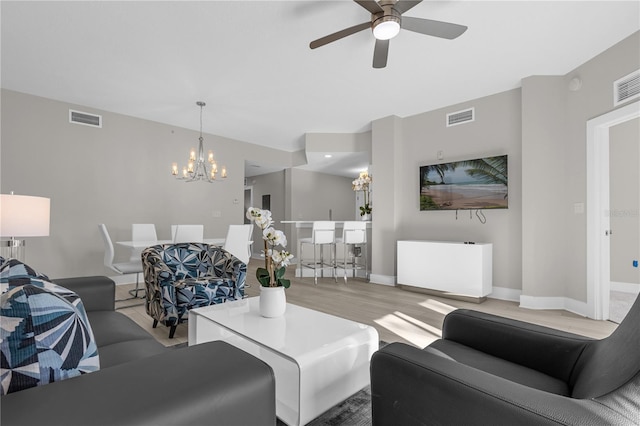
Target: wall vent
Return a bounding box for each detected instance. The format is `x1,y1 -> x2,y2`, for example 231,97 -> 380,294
613,69 -> 640,106
69,109 -> 102,128
446,107 -> 474,127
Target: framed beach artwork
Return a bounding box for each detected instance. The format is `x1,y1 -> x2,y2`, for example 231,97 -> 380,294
419,155 -> 508,210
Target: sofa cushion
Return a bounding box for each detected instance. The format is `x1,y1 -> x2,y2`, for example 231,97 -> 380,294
0,281 -> 100,395
428,339 -> 570,396
86,310 -> 166,368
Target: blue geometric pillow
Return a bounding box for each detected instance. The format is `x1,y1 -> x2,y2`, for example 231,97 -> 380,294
0,280 -> 100,395
0,257 -> 49,283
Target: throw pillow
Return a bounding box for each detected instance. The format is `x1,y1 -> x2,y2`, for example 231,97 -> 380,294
0,280 -> 100,395
1,258 -> 51,297
0,257 -> 50,285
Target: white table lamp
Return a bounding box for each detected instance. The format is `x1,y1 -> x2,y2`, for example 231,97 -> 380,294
0,193 -> 51,262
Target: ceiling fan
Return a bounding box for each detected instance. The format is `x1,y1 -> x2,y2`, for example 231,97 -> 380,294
309,0 -> 467,69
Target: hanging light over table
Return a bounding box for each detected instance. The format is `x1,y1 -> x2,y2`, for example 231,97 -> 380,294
172,101 -> 227,182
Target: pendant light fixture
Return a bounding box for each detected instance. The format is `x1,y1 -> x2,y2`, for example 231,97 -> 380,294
171,101 -> 227,182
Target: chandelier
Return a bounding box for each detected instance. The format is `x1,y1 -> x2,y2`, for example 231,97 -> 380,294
171,101 -> 227,182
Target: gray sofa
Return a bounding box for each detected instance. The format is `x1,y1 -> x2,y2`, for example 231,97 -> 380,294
371,293 -> 640,425
1,276 -> 276,426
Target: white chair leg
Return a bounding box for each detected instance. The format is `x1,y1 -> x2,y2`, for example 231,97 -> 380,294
343,244 -> 348,283
332,242 -> 337,283
313,244 -> 318,285
127,272 -> 144,298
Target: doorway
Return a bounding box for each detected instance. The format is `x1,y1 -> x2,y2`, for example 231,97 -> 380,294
586,101 -> 640,320
244,186 -> 253,224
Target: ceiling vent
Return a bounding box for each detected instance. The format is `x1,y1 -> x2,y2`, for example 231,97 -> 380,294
613,69 -> 640,106
69,109 -> 102,128
446,107 -> 474,127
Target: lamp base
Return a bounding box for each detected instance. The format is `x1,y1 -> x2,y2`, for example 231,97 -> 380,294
1,238 -> 26,262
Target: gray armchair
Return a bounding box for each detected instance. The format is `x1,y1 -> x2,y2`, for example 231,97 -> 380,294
371,294 -> 640,425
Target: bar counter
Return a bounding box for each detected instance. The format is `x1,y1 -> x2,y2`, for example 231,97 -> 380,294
281,221 -> 371,279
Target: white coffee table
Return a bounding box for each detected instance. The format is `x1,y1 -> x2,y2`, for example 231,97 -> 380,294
188,297 -> 379,426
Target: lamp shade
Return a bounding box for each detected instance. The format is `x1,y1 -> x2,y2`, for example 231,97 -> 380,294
0,194 -> 50,237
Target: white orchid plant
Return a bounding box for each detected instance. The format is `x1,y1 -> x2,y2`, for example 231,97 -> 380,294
352,171 -> 372,216
246,207 -> 294,288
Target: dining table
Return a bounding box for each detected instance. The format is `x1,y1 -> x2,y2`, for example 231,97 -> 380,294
116,238 -> 226,248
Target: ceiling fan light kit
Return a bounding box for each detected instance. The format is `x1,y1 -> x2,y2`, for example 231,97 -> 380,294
310,0 -> 467,68
372,6 -> 401,40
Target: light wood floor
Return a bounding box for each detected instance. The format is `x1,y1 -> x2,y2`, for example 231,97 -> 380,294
115,259 -> 618,347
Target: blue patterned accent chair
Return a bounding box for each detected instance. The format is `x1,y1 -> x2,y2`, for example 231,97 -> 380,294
142,243 -> 246,338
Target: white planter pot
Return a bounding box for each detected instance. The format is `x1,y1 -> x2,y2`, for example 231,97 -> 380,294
259,286 -> 287,318
361,213 -> 371,221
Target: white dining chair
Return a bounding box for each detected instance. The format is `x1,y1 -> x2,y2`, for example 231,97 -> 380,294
223,224 -> 253,265
335,221 -> 368,283
298,221 -> 337,285
98,224 -> 144,300
129,223 -> 158,262
172,224 -> 204,243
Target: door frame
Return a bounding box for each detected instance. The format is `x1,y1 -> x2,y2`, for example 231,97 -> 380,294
586,101 -> 639,319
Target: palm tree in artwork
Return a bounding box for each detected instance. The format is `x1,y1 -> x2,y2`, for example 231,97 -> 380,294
422,163 -> 457,186
458,155 -> 508,192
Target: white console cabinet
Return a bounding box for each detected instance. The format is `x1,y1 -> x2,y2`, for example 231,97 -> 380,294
397,240 -> 492,299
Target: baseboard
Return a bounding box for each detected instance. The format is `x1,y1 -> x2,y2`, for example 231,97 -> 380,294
398,284 -> 486,303
369,274 -> 396,286
489,286 -> 521,302
519,295 -> 588,317
611,281 -> 640,294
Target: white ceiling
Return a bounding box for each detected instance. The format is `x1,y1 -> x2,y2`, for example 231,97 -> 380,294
2,1 -> 639,176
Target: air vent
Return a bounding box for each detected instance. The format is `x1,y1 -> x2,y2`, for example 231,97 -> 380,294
69,109 -> 102,128
613,69 -> 640,106
446,107 -> 474,127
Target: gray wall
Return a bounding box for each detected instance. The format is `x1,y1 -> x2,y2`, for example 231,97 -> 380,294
1,89 -> 293,279
402,89 -> 522,293
246,170 -> 286,257
287,168 -> 354,222
521,31 -> 640,302
370,91 -> 522,292
368,31 -> 639,307
610,118 -> 640,286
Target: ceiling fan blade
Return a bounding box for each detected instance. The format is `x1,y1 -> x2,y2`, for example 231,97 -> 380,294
372,39 -> 389,69
310,21 -> 371,49
394,0 -> 423,15
402,16 -> 468,39
354,0 -> 383,14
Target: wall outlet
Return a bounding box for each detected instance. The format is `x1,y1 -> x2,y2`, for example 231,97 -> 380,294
212,210 -> 222,218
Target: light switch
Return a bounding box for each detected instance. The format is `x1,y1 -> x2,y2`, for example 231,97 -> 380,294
573,203 -> 584,214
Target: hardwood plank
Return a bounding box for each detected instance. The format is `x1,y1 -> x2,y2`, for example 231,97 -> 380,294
115,259 -> 618,347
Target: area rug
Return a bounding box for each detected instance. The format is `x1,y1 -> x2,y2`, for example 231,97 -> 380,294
609,291 -> 636,324
286,385 -> 372,426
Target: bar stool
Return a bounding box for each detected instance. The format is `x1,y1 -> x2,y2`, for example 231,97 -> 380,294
298,221 -> 337,285
336,221 -> 368,283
